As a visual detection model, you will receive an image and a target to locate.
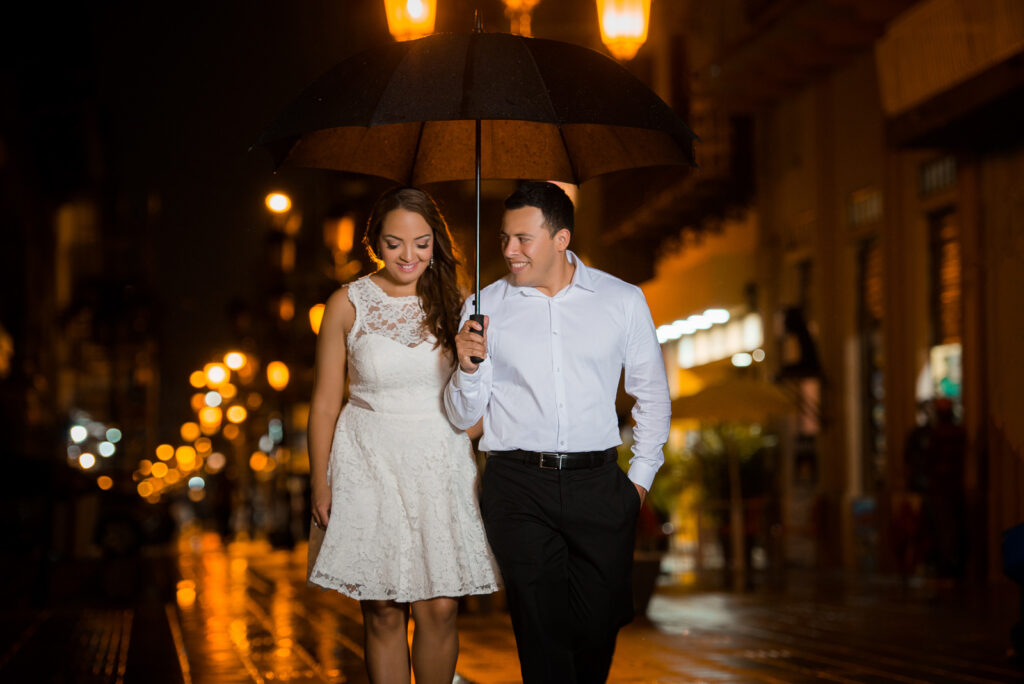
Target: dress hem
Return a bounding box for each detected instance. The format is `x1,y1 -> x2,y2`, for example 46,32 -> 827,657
307,577 -> 501,603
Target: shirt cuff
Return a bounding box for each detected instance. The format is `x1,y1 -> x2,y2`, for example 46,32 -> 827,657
626,459 -> 660,493
452,357 -> 490,389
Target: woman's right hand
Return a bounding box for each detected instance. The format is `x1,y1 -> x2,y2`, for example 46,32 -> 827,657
312,480 -> 332,530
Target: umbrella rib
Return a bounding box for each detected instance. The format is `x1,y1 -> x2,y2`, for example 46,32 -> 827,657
407,120 -> 427,186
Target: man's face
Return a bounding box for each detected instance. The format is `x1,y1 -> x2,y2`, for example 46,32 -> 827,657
500,206 -> 568,292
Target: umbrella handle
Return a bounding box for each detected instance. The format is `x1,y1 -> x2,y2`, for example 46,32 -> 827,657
469,313 -> 486,364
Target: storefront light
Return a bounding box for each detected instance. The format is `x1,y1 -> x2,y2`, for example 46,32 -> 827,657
704,308 -> 730,324
731,352 -> 753,368
686,314 -> 712,330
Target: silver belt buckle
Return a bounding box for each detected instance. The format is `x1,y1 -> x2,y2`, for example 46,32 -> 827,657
538,452 -> 564,470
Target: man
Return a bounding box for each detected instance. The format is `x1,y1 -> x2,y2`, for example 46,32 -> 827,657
444,181 -> 670,682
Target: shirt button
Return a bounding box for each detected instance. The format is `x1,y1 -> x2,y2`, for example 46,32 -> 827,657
559,403 -> 564,408
553,330 -> 559,335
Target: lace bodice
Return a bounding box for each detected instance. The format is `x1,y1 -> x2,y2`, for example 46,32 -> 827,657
351,276 -> 432,347
345,276 -> 454,415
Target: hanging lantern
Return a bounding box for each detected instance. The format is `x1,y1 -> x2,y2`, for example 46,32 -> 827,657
596,0 -> 650,62
383,0 -> 436,42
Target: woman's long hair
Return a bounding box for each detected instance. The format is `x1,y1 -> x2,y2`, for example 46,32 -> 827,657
363,187 -> 465,355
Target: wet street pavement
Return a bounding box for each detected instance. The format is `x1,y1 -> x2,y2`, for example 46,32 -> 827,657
2,531 -> 1021,683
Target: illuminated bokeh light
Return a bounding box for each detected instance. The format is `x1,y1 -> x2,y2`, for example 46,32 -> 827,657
222,424 -> 240,441
204,363 -> 228,386
249,451 -> 269,471
194,437 -> 212,453
247,392 -> 263,409
79,453 -> 96,469
267,361 -> 289,391
165,469 -> 181,485
180,422 -> 200,442
309,303 -> 325,335
97,476 -> 113,490
198,406 -> 222,434
156,444 -> 174,461
207,452 -> 226,471
106,428 -> 122,443
204,391 -> 222,408
220,383 -> 238,401
176,579 -> 197,608
98,441 -> 115,457
70,425 -> 88,443
188,476 -> 205,490
138,481 -> 154,497
226,405 -> 248,424
265,192 -> 291,213
151,462 -> 169,479
138,459 -> 153,476
224,351 -> 246,370
189,370 -> 206,388
190,393 -> 205,413
176,446 -> 198,469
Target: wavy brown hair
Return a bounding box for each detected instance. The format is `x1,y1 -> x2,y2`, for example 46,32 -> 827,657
363,187 -> 465,355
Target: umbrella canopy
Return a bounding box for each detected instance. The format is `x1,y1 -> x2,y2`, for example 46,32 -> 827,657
257,31 -> 697,185
670,378 -> 797,424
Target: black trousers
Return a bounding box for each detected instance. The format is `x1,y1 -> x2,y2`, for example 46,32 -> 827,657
480,452 -> 640,683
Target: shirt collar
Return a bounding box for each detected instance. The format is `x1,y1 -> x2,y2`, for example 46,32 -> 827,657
502,250 -> 597,299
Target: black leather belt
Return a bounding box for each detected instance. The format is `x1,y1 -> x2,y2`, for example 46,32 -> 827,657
488,448 -> 617,470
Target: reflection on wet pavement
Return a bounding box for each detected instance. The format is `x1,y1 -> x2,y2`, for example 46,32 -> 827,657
2,529 -> 1021,683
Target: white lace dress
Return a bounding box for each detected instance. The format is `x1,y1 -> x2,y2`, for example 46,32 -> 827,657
309,276 -> 500,602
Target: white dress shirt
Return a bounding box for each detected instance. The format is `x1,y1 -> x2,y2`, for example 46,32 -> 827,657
444,251 -> 671,491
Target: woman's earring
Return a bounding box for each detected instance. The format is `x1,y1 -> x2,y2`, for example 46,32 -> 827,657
429,256 -> 435,268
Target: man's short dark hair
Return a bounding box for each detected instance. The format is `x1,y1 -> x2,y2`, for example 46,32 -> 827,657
504,181 -> 574,236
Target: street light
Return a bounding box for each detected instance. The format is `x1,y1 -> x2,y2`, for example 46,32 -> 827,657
265,192 -> 291,213
597,0 -> 650,61
383,0 -> 436,41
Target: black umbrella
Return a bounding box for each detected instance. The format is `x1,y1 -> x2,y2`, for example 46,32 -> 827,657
257,23 -> 697,339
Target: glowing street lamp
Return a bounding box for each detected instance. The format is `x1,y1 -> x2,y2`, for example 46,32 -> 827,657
383,0 -> 436,41
265,192 -> 291,213
597,0 -> 650,61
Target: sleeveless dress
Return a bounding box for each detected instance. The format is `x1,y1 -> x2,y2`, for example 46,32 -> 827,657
309,276 -> 500,602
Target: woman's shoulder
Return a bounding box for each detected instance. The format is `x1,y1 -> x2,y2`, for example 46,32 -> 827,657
322,284 -> 357,329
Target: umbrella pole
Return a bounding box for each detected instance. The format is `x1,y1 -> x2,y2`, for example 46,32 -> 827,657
475,118 -> 481,315
468,118 -> 485,363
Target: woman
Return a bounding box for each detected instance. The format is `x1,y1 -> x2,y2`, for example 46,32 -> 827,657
307,187 -> 499,683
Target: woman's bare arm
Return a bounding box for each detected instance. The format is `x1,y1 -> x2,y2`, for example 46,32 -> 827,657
308,287 -> 355,529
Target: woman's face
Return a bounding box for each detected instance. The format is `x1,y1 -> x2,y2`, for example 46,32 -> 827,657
377,208 -> 434,287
